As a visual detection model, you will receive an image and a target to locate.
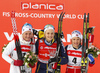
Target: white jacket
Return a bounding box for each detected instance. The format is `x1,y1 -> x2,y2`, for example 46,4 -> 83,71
2,35 -> 35,73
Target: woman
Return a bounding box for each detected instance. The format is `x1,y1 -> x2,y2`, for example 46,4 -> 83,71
2,23 -> 35,73
65,30 -> 95,73
35,24 -> 68,73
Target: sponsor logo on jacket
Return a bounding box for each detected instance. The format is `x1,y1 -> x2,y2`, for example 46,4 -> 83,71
44,46 -> 56,49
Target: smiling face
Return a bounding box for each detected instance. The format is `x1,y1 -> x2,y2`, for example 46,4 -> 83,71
44,29 -> 55,42
22,31 -> 33,41
71,37 -> 81,49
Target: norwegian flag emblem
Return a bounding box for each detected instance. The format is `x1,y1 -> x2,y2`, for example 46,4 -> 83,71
29,28 -> 31,30
76,34 -> 78,36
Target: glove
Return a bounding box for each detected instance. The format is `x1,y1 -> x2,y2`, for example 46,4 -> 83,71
33,28 -> 38,36
14,60 -> 23,66
52,62 -> 57,69
60,32 -> 64,39
48,57 -> 60,64
28,63 -> 35,68
88,54 -> 95,64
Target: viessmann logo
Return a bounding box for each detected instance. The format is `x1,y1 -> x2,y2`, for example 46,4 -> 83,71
21,2 -> 64,11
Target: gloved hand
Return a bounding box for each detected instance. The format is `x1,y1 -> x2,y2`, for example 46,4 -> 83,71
60,32 -> 64,39
28,63 -> 35,68
33,28 -> 38,36
14,60 -> 23,66
52,62 -> 57,69
88,54 -> 95,64
48,57 -> 60,64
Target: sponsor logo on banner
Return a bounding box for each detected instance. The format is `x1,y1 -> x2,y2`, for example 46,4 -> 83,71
21,2 -> 64,11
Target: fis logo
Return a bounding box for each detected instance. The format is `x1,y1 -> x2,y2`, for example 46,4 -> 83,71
21,2 -> 64,11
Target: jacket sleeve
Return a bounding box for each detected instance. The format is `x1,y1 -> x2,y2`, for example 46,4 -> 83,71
58,43 -> 69,65
2,40 -> 15,64
89,62 -> 94,67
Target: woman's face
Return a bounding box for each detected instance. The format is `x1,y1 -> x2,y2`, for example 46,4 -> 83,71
22,31 -> 33,41
71,37 -> 81,49
44,29 -> 54,42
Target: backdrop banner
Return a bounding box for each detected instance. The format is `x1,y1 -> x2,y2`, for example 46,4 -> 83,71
0,0 -> 100,73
